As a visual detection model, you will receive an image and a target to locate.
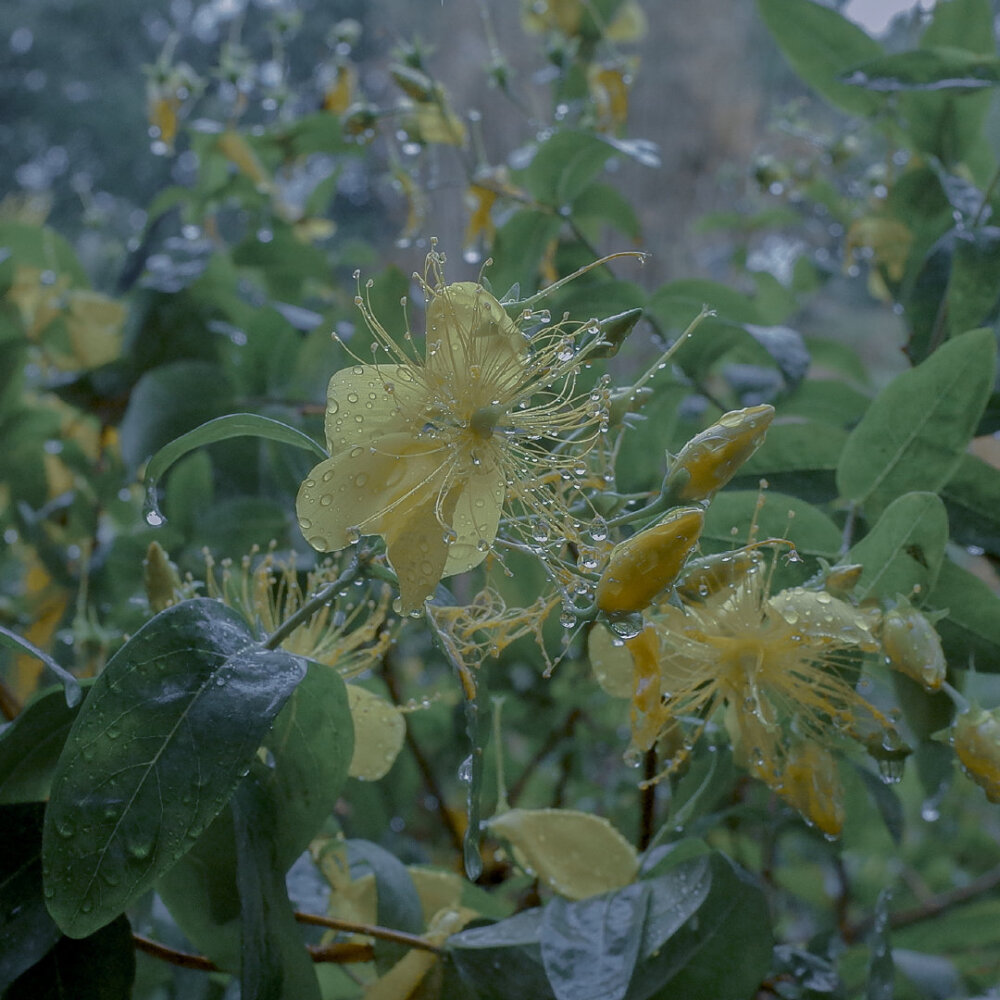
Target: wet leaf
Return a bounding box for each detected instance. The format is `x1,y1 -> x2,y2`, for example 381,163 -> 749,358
0,803 -> 60,991
42,599 -> 306,938
842,48 -> 1000,91
346,685 -> 404,781
929,557 -> 1000,670
836,328 -> 996,511
847,492 -> 948,602
757,0 -> 885,116
540,883 -> 650,1000
488,808 -> 639,900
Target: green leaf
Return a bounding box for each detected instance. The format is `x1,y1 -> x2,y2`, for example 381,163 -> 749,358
836,328 -> 997,510
847,492 -> 949,602
521,130 -> 619,207
488,211 -> 563,298
627,854 -> 772,1000
540,883 -> 650,1000
842,48 -> 1000,91
756,0 -> 885,116
2,915 -> 135,1000
347,839 -> 424,969
941,452 -> 1000,554
144,412 -> 326,492
155,808 -> 242,970
262,661 -> 354,869
42,598 -> 307,938
571,182 -> 641,241
929,557 -> 1000,670
0,803 -> 61,991
701,489 -> 842,561
947,228 -> 1000,337
446,909 -> 556,1000
0,222 -> 89,286
232,778 -> 321,1000
119,360 -> 235,473
0,683 -> 91,804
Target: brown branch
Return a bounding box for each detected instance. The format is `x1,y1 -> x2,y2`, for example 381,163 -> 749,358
843,863 -> 1000,943
507,708 -> 583,807
294,911 -> 443,955
308,941 -> 375,964
132,934 -> 218,972
380,652 -> 466,856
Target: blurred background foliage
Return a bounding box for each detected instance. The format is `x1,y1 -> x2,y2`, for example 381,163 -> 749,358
3,0 -> 1000,998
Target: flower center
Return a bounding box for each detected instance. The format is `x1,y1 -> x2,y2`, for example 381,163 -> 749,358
469,403 -> 505,440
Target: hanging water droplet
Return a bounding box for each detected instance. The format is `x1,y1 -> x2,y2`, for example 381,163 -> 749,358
457,755 -> 474,783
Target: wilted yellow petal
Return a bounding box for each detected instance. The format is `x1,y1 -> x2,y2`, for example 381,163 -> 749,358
347,686 -> 406,780
216,130 -> 272,191
463,183 -> 498,253
626,624 -> 664,752
488,807 -> 638,900
587,624 -> 633,699
322,62 -> 356,114
773,742 -> 845,837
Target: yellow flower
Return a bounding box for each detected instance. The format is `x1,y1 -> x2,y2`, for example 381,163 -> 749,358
622,549 -> 899,835
296,252 -> 611,614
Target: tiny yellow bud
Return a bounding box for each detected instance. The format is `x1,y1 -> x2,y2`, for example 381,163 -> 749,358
882,604 -> 947,691
953,707 -> 1000,803
595,507 -> 704,615
667,404 -> 775,502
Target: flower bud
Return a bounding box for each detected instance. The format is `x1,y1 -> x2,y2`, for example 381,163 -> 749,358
881,603 -> 946,691
143,541 -> 181,613
676,548 -> 757,603
953,707 -> 1000,803
666,405 -> 774,502
774,741 -> 845,837
595,507 -> 704,615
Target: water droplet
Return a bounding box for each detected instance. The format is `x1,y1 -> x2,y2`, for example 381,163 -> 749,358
458,755 -> 474,783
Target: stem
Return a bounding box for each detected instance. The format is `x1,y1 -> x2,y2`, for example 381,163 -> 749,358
294,911 -> 443,955
507,708 -> 583,806
133,933 -> 375,970
380,650 -> 467,856
132,934 -> 218,972
843,863 -> 1000,943
638,747 -> 657,851
262,553 -> 366,651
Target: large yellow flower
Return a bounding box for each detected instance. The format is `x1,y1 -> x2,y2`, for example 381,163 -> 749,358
604,550 -> 902,835
296,255 -> 609,614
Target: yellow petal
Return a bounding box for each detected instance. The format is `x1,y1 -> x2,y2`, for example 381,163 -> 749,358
587,624 -> 633,699
424,282 -> 525,381
384,488 -> 459,614
296,430 -> 445,552
347,686 -> 406,780
768,588 -> 878,651
324,364 -> 422,455
774,742 -> 845,837
442,469 -> 504,575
